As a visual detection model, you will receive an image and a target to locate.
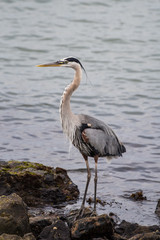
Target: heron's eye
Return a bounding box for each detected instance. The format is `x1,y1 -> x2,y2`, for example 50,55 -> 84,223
58,60 -> 68,64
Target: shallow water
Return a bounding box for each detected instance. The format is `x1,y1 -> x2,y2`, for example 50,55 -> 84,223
0,0 -> 160,225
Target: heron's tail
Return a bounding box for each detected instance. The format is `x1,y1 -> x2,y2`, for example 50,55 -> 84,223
120,143 -> 126,154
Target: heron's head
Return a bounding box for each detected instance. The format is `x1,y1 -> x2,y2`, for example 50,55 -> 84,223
36,57 -> 86,72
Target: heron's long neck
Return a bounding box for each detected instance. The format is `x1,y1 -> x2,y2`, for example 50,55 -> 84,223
59,66 -> 82,141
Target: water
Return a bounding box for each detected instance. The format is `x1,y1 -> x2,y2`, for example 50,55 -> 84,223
0,0 -> 160,225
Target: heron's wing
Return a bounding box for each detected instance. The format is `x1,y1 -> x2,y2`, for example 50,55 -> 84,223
78,114 -> 126,157
83,128 -> 123,157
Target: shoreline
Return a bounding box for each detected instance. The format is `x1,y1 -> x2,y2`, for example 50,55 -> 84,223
0,161 -> 159,240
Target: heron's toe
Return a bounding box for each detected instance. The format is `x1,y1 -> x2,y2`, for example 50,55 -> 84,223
90,210 -> 97,217
73,208 -> 84,221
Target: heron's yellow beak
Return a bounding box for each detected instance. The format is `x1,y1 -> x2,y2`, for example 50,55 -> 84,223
36,60 -> 67,67
36,62 -> 62,67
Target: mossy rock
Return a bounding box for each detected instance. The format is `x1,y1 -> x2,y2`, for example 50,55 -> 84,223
0,193 -> 30,236
0,161 -> 79,207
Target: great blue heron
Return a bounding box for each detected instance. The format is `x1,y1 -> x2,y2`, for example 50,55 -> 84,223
36,57 -> 126,217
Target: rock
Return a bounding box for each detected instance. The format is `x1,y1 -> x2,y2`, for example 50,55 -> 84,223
87,197 -> 106,207
155,199 -> 160,217
129,231 -> 160,240
30,215 -> 57,238
0,234 -> 22,240
67,207 -> 93,228
71,214 -> 114,240
0,193 -> 30,236
113,232 -> 127,240
129,190 -> 147,201
23,233 -> 36,240
0,161 -> 79,207
116,220 -> 160,239
38,219 -> 71,240
0,233 -> 36,240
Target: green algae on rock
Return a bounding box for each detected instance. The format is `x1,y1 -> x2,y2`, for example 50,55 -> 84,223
0,161 -> 79,207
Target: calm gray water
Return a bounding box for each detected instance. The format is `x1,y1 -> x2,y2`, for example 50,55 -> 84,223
0,0 -> 160,225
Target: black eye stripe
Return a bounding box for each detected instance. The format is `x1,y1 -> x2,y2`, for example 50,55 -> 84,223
64,57 -> 86,73
65,57 -> 80,64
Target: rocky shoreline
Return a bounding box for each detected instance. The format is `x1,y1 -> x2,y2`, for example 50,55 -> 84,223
0,161 -> 160,240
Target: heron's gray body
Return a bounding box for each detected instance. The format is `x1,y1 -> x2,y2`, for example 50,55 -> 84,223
73,114 -> 125,158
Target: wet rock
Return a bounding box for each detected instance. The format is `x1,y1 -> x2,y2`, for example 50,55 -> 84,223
71,214 -> 114,240
116,220 -> 160,239
113,233 -> 127,240
30,214 -> 57,238
87,197 -> 106,207
0,161 -> 79,207
23,233 -> 36,240
0,234 -> 22,240
67,207 -> 93,227
155,199 -> 160,217
0,233 -> 36,240
129,231 -> 160,240
129,190 -> 147,201
38,219 -> 71,240
0,193 -> 30,236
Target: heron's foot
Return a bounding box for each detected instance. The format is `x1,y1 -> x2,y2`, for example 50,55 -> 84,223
73,206 -> 93,221
73,207 -> 84,221
90,209 -> 97,217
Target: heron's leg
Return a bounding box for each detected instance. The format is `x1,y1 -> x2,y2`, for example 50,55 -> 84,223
78,154 -> 91,217
93,155 -> 98,213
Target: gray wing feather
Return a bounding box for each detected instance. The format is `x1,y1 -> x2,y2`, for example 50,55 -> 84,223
84,128 -> 121,156
78,114 -> 125,157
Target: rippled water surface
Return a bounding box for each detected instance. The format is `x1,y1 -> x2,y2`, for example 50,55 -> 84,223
1,0 -> 160,225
